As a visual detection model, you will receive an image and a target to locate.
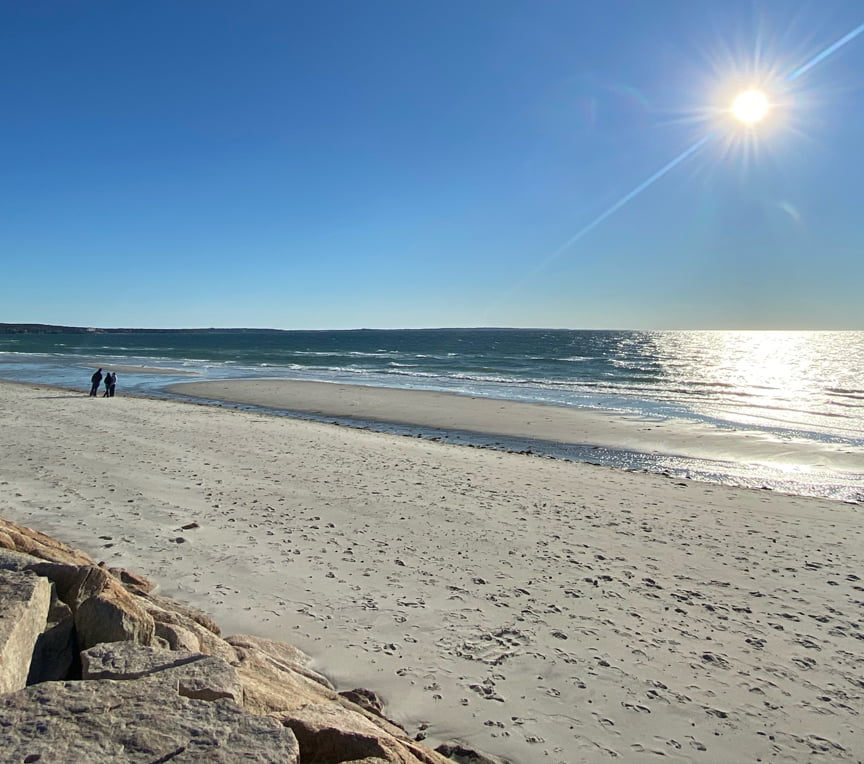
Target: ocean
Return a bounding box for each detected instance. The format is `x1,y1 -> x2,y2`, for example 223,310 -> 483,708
1,328 -> 862,502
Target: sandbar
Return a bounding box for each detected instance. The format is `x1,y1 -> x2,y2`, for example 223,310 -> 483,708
168,378 -> 864,476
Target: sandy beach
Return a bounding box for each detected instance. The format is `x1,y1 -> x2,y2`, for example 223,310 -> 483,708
1,378 -> 863,763
168,379 -> 864,479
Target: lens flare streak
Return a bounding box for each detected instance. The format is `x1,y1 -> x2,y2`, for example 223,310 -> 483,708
549,134 -> 712,260
787,21 -> 864,81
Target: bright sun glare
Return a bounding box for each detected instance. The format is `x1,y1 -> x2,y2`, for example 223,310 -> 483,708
732,89 -> 770,124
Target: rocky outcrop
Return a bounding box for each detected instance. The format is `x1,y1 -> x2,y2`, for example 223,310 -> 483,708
0,516 -> 501,764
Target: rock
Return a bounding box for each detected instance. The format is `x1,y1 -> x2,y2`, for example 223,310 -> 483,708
340,686 -> 386,717
436,742 -> 512,764
0,556 -> 156,651
0,547 -> 40,573
280,703 -> 451,764
74,581 -> 155,649
143,599 -> 236,662
155,620 -> 202,653
81,642 -> 243,702
228,634 -> 340,718
27,589 -> 78,684
226,633 -> 332,689
280,702 -> 395,762
0,517 -> 95,566
0,570 -> 51,693
145,592 -> 221,635
106,566 -> 156,594
27,561 -> 114,608
0,679 -> 299,763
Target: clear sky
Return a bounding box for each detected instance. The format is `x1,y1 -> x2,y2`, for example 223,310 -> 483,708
2,1 -> 863,330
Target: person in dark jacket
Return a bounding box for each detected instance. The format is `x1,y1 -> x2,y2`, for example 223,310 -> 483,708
89,369 -> 103,397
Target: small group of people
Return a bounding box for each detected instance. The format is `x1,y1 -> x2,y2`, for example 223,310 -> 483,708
89,368 -> 117,398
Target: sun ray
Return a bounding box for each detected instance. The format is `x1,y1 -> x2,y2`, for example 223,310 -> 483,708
787,21 -> 864,81
545,134 -> 713,262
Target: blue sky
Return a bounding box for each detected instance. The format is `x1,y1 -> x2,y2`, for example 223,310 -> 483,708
2,0 -> 863,330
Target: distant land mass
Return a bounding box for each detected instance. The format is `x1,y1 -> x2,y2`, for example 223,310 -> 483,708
0,323 -> 288,335
0,324 -> 509,335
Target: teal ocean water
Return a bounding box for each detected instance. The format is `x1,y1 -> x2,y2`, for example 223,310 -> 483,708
2,328 -> 862,501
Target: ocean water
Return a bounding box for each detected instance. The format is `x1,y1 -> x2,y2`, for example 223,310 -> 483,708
1,328 -> 862,501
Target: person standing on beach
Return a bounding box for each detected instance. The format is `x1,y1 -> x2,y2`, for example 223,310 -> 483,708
103,372 -> 112,397
89,369 -> 103,397
107,372 -> 116,397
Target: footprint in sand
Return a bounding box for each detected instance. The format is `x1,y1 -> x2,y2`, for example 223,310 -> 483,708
621,702 -> 651,713
469,680 -> 505,702
700,652 -> 732,669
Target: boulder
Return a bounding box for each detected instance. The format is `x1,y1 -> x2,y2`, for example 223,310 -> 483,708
280,703 -> 452,764
81,642 -> 243,702
0,678 -> 299,763
74,578 -> 155,649
0,570 -> 51,693
146,592 -> 221,635
435,743 -> 511,764
27,589 -> 78,684
106,565 -> 156,595
143,598 -> 236,662
340,687 -> 386,718
0,554 -> 156,651
0,547 -> 40,573
0,517 -> 95,565
155,620 -> 202,652
226,634 -> 344,719
227,633 -> 332,689
279,702 -> 396,762
26,561 -> 114,608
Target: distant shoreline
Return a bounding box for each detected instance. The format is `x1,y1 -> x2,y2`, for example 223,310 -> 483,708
0,323 -> 294,335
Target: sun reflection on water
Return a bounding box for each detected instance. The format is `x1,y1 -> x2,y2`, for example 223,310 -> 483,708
639,331 -> 864,439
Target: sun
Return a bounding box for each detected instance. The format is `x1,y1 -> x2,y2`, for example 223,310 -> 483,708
732,89 -> 770,124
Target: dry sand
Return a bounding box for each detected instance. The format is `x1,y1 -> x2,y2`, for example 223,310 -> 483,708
1,379 -> 863,763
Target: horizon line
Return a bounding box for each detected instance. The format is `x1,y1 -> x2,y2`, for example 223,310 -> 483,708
1,322 -> 860,334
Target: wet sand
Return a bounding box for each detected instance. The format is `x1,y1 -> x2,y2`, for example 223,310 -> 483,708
169,378 -> 864,476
